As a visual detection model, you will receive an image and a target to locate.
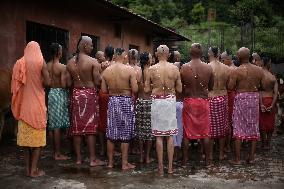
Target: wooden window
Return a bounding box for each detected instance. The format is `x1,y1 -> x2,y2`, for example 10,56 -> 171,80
81,33 -> 100,58
26,21 -> 69,64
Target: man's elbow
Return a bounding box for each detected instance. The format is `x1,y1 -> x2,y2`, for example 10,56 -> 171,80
132,86 -> 138,94
176,86 -> 182,94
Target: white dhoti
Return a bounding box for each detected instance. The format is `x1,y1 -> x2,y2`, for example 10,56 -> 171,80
151,95 -> 178,136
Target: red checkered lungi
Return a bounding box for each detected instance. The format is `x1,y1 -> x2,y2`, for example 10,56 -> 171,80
209,95 -> 229,138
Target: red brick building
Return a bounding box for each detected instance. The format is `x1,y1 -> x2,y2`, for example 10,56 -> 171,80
0,0 -> 189,68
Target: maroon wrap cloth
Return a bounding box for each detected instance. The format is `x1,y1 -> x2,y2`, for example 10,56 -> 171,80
183,98 -> 210,139
70,88 -> 99,136
259,97 -> 276,133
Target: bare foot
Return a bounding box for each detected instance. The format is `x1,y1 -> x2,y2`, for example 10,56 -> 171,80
229,160 -> 241,166
181,159 -> 188,168
146,158 -> 155,164
90,159 -> 106,167
107,163 -> 114,169
30,169 -> 45,178
54,154 -> 70,161
76,160 -> 82,165
219,154 -> 227,161
246,157 -> 256,165
122,163 -> 136,170
157,168 -> 164,175
168,169 -> 174,174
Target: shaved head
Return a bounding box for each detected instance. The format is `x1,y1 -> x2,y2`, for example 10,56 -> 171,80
129,49 -> 139,60
173,51 -> 181,62
156,45 -> 169,61
78,36 -> 93,55
237,47 -> 250,64
190,43 -> 202,58
221,52 -> 228,59
95,51 -> 105,63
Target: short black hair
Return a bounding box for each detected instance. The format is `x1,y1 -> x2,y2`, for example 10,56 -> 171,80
210,46 -> 219,58
262,56 -> 271,67
49,43 -> 61,61
105,44 -> 114,60
115,48 -> 125,55
140,52 -> 150,67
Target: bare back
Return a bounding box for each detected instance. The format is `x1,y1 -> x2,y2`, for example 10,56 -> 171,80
147,62 -> 181,96
67,54 -> 101,88
138,67 -> 151,99
47,62 -> 66,88
230,63 -> 263,92
102,63 -> 137,96
208,61 -> 230,97
181,60 -> 213,98
261,69 -> 276,97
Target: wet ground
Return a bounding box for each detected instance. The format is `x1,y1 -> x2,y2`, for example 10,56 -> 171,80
0,134 -> 283,189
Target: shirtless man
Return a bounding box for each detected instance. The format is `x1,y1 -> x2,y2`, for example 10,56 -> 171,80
221,50 -> 236,152
67,36 -> 104,166
229,47 -> 264,165
129,49 -> 142,81
135,52 -> 154,163
47,43 -> 70,160
145,45 -> 182,174
101,45 -> 114,71
259,56 -> 278,149
173,51 -> 182,69
101,48 -> 138,170
221,50 -> 236,68
252,52 -> 262,67
98,45 -> 115,155
208,47 -> 230,162
180,43 -> 214,167
95,51 -> 106,64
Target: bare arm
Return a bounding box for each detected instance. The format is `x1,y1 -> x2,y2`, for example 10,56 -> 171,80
271,80 -> 279,109
61,66 -> 66,88
101,73 -> 108,93
175,68 -> 182,93
144,67 -> 152,93
228,69 -> 237,91
41,62 -> 51,87
93,61 -> 102,88
130,69 -> 138,94
208,68 -> 214,91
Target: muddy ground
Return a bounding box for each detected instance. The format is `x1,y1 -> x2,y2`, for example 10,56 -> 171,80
0,133 -> 283,189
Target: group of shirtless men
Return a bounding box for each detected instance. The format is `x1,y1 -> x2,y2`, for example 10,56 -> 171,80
13,36 -> 278,177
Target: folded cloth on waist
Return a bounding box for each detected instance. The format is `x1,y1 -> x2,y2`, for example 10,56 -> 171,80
233,92 -> 260,140
135,98 -> 154,140
209,95 -> 229,138
259,97 -> 276,133
183,98 -> 210,139
17,120 -> 46,147
98,90 -> 109,132
48,88 -> 70,130
174,101 -> 183,147
70,88 -> 99,136
106,95 -> 135,141
151,95 -> 178,136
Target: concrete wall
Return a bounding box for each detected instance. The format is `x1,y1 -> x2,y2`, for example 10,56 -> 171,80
0,1 -> 153,69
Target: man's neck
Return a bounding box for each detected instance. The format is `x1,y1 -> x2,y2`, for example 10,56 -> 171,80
115,59 -> 124,64
52,57 -> 60,63
210,58 -> 219,64
159,60 -> 167,64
